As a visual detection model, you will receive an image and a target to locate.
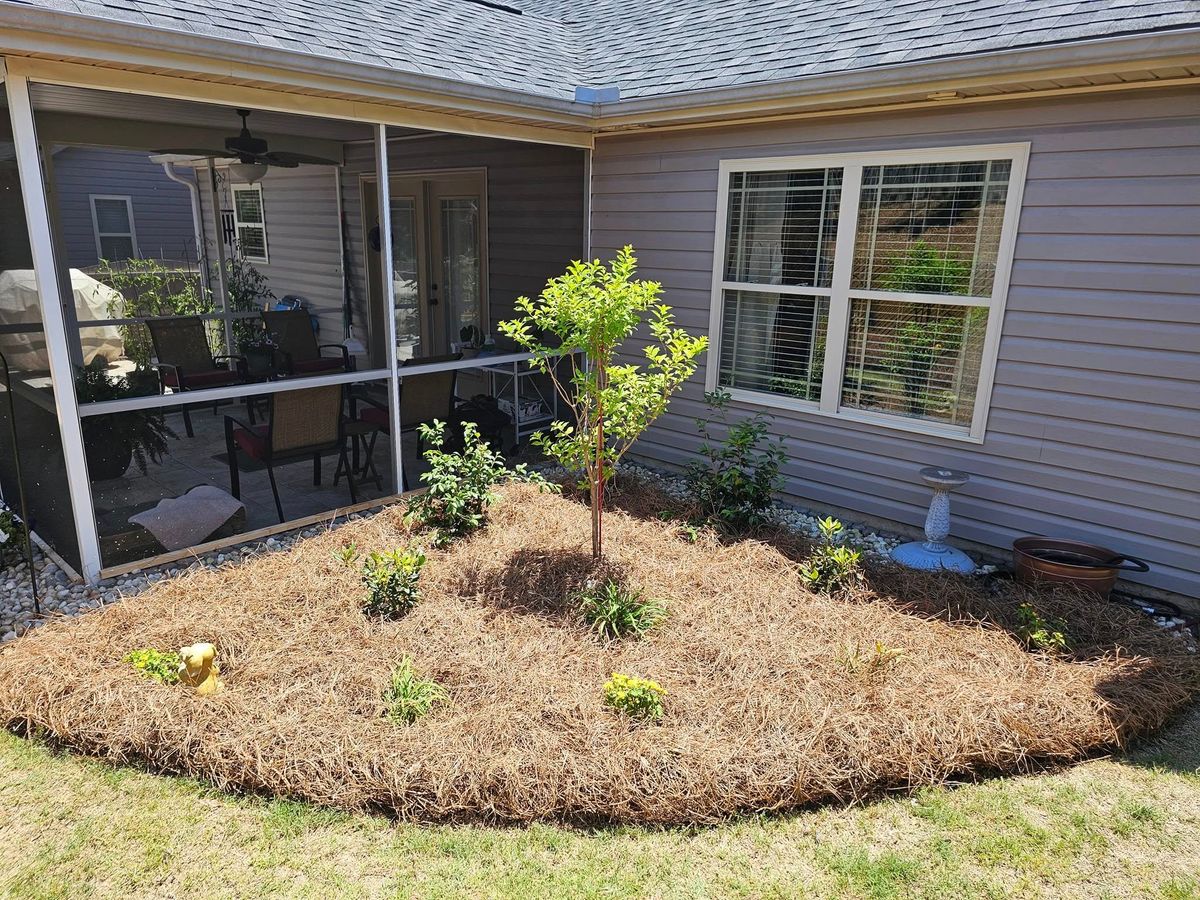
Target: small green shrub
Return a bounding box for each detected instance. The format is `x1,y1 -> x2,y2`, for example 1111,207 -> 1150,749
384,657 -> 448,724
361,547 -> 425,618
602,672 -> 666,721
123,648 -> 181,684
333,542 -> 360,567
0,504 -> 28,566
406,421 -> 555,546
799,517 -> 863,594
687,389 -> 785,533
837,641 -> 905,678
1016,602 -> 1070,652
577,580 -> 665,640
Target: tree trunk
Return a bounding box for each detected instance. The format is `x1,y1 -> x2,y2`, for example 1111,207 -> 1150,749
592,356 -> 605,559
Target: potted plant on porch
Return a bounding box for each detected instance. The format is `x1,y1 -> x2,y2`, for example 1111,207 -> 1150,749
75,361 -> 176,481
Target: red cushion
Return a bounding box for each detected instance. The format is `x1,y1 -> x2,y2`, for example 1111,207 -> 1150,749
358,405 -> 388,428
292,357 -> 345,374
163,368 -> 243,389
232,424 -> 269,460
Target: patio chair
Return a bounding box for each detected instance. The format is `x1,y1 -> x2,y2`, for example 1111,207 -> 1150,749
146,316 -> 249,438
352,353 -> 461,490
223,383 -> 356,523
261,309 -> 350,376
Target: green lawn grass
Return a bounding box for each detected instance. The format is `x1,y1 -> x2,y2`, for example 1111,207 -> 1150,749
2,703 -> 1198,900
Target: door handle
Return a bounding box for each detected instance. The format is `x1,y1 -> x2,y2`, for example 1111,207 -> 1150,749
429,283 -> 439,305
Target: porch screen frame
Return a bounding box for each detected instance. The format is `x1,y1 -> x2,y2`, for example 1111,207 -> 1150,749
707,142 -> 1029,444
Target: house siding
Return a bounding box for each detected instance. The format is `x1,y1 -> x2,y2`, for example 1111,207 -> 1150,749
51,147 -> 196,268
590,87 -> 1200,597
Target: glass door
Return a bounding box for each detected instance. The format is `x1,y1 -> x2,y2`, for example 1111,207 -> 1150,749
384,172 -> 485,360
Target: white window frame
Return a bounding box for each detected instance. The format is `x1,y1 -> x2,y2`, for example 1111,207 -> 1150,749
707,142 -> 1029,443
230,182 -> 269,264
88,194 -> 138,260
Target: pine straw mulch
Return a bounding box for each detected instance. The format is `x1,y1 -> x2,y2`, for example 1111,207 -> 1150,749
0,478 -> 1197,825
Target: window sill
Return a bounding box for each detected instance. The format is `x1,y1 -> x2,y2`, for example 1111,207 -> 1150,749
723,387 -> 986,444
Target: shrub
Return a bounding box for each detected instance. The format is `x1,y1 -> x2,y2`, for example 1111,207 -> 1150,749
687,389 -> 785,532
602,672 -> 666,721
361,547 -> 425,618
577,580 -> 665,640
384,657 -> 448,725
799,517 -> 863,594
0,504 -> 29,567
406,421 -> 554,546
837,641 -> 905,678
1016,602 -> 1070,653
123,648 -> 181,684
499,246 -> 708,559
879,240 -> 972,295
333,542 -> 360,567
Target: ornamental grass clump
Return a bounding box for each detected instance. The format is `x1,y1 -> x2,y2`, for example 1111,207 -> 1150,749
603,673 -> 666,721
361,547 -> 425,618
384,657 -> 448,725
577,579 -> 665,640
123,648 -> 181,684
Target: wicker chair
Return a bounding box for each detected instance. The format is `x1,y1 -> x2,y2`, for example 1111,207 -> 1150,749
223,384 -> 356,522
146,316 -> 248,437
261,309 -> 350,376
353,353 -> 460,490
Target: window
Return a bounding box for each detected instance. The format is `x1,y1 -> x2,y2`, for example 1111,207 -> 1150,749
710,144 -> 1027,441
231,183 -> 269,263
89,195 -> 138,261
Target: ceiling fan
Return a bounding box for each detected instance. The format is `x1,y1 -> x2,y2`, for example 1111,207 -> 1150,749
156,108 -> 339,182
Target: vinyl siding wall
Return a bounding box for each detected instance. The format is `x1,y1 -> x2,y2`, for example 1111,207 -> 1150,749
590,87 -> 1200,597
51,147 -> 196,268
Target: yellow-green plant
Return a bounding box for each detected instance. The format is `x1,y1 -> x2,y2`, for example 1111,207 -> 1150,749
123,648 -> 181,684
799,517 -> 863,594
361,547 -> 425,618
499,246 -> 707,559
602,672 -> 666,721
837,640 -> 905,678
384,657 -> 448,724
333,542 -> 360,566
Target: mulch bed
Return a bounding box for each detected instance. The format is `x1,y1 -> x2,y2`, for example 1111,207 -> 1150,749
0,479 -> 1196,824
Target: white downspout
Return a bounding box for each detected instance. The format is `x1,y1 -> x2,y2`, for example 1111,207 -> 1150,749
160,161 -> 205,272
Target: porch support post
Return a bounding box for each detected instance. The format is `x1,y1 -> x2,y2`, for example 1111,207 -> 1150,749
3,70 -> 103,580
375,124 -> 404,492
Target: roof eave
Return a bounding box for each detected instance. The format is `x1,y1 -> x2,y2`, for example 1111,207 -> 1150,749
0,2 -> 594,127
591,27 -> 1200,126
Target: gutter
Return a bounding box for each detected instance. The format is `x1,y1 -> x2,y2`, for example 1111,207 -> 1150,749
157,160 -> 205,271
594,27 -> 1200,125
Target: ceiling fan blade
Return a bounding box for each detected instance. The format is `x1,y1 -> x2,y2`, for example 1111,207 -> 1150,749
263,150 -> 340,167
154,148 -> 230,157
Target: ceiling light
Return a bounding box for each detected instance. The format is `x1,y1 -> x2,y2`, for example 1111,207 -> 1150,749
229,161 -> 269,184
926,90 -> 962,101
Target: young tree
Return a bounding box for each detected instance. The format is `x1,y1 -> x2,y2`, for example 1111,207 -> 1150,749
499,246 -> 707,559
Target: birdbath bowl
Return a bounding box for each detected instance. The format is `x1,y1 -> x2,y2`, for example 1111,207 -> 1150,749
890,466 -> 976,573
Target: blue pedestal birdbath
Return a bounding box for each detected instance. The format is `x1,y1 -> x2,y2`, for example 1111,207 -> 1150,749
891,466 -> 976,573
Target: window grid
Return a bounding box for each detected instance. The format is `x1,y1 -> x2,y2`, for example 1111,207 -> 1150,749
231,183 -> 268,264
709,144 -> 1027,442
